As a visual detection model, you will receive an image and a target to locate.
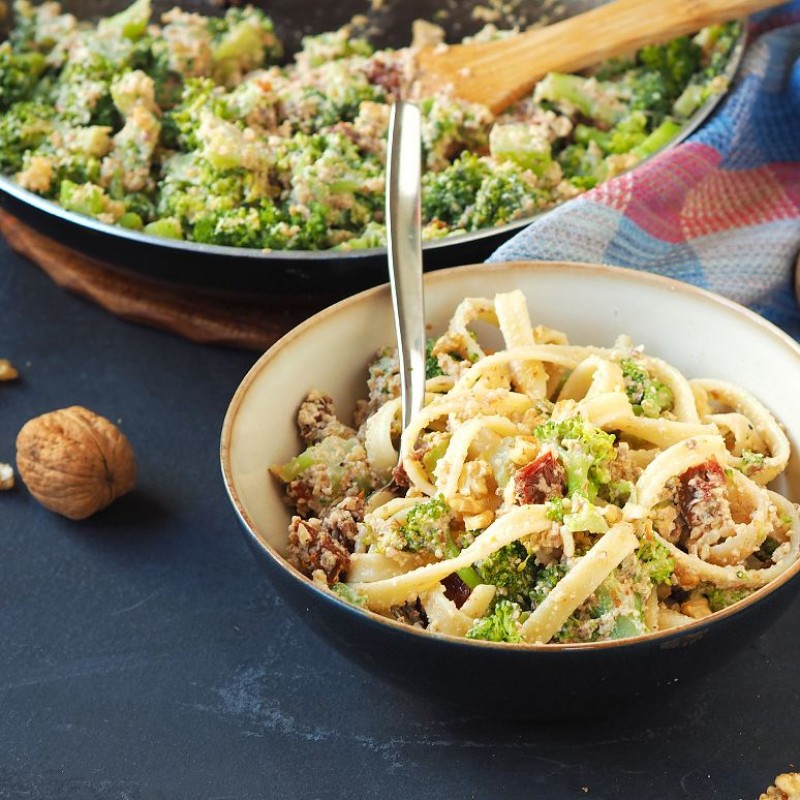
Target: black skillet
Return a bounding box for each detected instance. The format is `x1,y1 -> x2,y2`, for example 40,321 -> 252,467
0,0 -> 745,300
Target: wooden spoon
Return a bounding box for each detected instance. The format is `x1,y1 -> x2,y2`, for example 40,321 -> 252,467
412,0 -> 781,115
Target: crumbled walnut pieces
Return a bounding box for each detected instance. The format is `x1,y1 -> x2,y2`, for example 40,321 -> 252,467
761,773 -> 800,799
297,389 -> 356,444
16,406 -> 136,520
0,359 -> 18,381
0,462 -> 14,490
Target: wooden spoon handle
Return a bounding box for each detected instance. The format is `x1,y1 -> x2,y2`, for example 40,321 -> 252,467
417,0 -> 779,113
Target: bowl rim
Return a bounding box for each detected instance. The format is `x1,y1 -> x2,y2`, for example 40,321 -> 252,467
220,259 -> 800,652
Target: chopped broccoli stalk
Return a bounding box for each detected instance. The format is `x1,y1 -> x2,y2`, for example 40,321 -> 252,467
610,614 -> 642,639
534,416 -> 617,500
466,599 -> 524,643
118,211 -> 144,229
98,0 -> 152,41
399,495 -> 453,555
144,217 -> 183,239
637,536 -> 675,584
632,119 -> 682,160
456,566 -> 483,590
273,436 -> 360,482
533,72 -> 627,127
704,586 -> 752,612
331,583 -> 367,607
607,111 -> 649,154
620,358 -> 674,418
475,541 -> 538,606
739,449 -> 766,477
488,123 -> 552,176
563,496 -> 609,534
422,437 -> 449,479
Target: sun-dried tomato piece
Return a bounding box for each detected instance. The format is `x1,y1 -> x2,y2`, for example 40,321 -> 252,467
676,459 -> 726,528
441,573 -> 471,608
513,451 -> 566,505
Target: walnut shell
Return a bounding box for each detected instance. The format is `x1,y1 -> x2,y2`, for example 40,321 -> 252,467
16,406 -> 136,520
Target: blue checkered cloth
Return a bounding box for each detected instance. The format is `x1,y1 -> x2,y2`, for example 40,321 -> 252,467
488,3 -> 800,338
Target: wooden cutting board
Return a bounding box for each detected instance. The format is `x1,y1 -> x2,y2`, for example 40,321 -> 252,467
0,211 -> 329,351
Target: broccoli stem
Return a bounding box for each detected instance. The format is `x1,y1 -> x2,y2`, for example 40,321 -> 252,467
632,119 -> 682,160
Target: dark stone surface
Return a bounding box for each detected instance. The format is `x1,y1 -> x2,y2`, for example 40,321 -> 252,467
0,237 -> 798,799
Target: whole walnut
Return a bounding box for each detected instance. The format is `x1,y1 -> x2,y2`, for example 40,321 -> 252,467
16,406 -> 136,520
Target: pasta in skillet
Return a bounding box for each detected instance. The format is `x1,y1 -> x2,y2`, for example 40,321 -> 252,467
271,290 -> 800,645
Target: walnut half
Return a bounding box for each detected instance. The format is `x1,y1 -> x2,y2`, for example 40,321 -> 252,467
16,406 -> 136,520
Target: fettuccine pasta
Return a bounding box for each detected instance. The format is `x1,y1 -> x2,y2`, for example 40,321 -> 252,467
271,290 -> 799,645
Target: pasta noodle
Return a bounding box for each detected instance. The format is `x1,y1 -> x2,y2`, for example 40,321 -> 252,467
273,290 -> 800,645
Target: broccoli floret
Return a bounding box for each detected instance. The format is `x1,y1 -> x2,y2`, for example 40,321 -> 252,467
607,111 -> 649,154
425,337 -> 444,379
0,101 -> 55,171
534,416 -> 617,500
529,561 -> 567,607
0,43 -> 46,111
463,167 -> 540,230
466,599 -> 524,643
10,0 -> 79,57
281,131 -> 383,232
637,535 -> 675,584
626,69 -> 671,123
420,95 -> 491,171
399,495 -> 454,556
488,122 -> 552,176
422,151 -> 489,227
193,200 -> 331,250
475,541 -> 538,607
162,77 -> 228,150
704,586 -> 752,612
51,51 -> 123,127
298,28 -> 373,69
533,72 -> 627,127
557,142 -> 602,189
620,358 -> 674,418
330,583 -> 367,607
59,179 -> 124,221
638,36 -> 703,100
208,6 -> 283,86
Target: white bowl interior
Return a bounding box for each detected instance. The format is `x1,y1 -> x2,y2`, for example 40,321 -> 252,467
225,261 -> 800,556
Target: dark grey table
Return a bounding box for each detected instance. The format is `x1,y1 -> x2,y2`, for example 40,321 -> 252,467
1,237 -> 798,800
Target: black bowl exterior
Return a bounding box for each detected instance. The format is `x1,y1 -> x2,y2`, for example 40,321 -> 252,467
238,518 -> 800,721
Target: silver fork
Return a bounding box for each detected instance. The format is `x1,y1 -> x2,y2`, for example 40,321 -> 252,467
386,100 -> 427,438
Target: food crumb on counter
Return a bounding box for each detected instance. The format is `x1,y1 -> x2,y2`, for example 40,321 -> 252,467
0,462 -> 14,490
0,359 -> 18,381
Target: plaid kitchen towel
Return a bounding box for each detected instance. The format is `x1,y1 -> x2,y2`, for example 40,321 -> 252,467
487,2 -> 800,339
